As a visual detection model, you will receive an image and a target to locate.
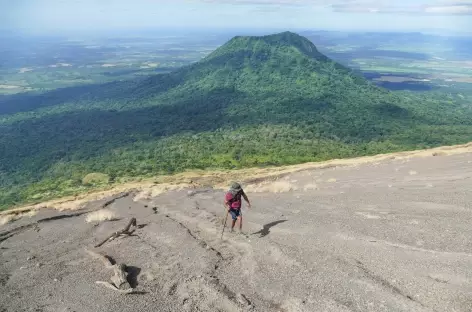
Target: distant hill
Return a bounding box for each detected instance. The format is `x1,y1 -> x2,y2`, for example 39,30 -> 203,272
1,31 -> 471,209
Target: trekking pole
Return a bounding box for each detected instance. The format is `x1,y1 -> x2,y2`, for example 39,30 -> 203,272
221,208 -> 229,240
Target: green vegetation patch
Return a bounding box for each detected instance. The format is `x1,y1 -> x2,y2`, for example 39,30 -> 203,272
1,31 -> 472,210
82,173 -> 111,186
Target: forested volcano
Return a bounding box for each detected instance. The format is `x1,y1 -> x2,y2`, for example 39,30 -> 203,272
1,31 -> 471,209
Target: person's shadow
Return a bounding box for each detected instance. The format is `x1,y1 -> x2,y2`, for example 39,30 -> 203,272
252,220 -> 287,238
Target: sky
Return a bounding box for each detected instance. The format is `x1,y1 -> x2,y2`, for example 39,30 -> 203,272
1,0 -> 471,34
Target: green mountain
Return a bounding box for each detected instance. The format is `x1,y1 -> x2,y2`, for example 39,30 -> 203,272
1,31 -> 471,209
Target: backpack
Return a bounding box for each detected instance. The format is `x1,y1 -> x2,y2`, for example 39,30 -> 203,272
226,191 -> 242,205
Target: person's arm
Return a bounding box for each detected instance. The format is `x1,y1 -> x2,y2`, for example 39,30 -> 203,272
241,191 -> 251,208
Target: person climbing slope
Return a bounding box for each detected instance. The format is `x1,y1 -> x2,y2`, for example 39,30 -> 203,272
224,182 -> 251,233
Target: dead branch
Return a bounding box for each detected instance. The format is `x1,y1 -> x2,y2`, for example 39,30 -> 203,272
96,281 -> 134,294
111,263 -> 129,289
102,192 -> 131,208
85,218 -> 140,293
94,217 -> 137,248
85,248 -> 135,294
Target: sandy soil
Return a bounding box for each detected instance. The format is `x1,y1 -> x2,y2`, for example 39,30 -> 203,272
1,152 -> 472,311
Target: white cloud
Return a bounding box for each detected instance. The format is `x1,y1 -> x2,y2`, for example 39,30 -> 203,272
425,4 -> 472,14
2,0 -> 470,33
199,0 -> 472,15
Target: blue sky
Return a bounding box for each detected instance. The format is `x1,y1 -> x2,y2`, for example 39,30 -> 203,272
2,0 -> 471,34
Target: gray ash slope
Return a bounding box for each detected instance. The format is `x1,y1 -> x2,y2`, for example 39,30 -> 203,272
1,152 -> 472,311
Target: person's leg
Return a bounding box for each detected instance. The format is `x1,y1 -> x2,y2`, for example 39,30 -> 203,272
230,210 -> 237,232
238,214 -> 243,232
231,219 -> 237,231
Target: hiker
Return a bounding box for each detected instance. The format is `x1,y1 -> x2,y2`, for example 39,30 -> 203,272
224,182 -> 251,232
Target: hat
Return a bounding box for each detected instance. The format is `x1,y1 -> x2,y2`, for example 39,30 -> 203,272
230,182 -> 242,192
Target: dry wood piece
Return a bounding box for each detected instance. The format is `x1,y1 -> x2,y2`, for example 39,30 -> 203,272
102,192 -> 132,208
94,217 -> 137,248
85,248 -> 135,294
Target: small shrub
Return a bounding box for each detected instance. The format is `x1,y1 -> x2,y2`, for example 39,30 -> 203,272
85,209 -> 118,223
82,173 -> 110,186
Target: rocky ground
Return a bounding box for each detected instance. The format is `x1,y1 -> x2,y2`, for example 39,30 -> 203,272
1,152 -> 472,312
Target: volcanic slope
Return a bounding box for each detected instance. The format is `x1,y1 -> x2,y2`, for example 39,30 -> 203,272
1,31 -> 472,209
1,150 -> 472,312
